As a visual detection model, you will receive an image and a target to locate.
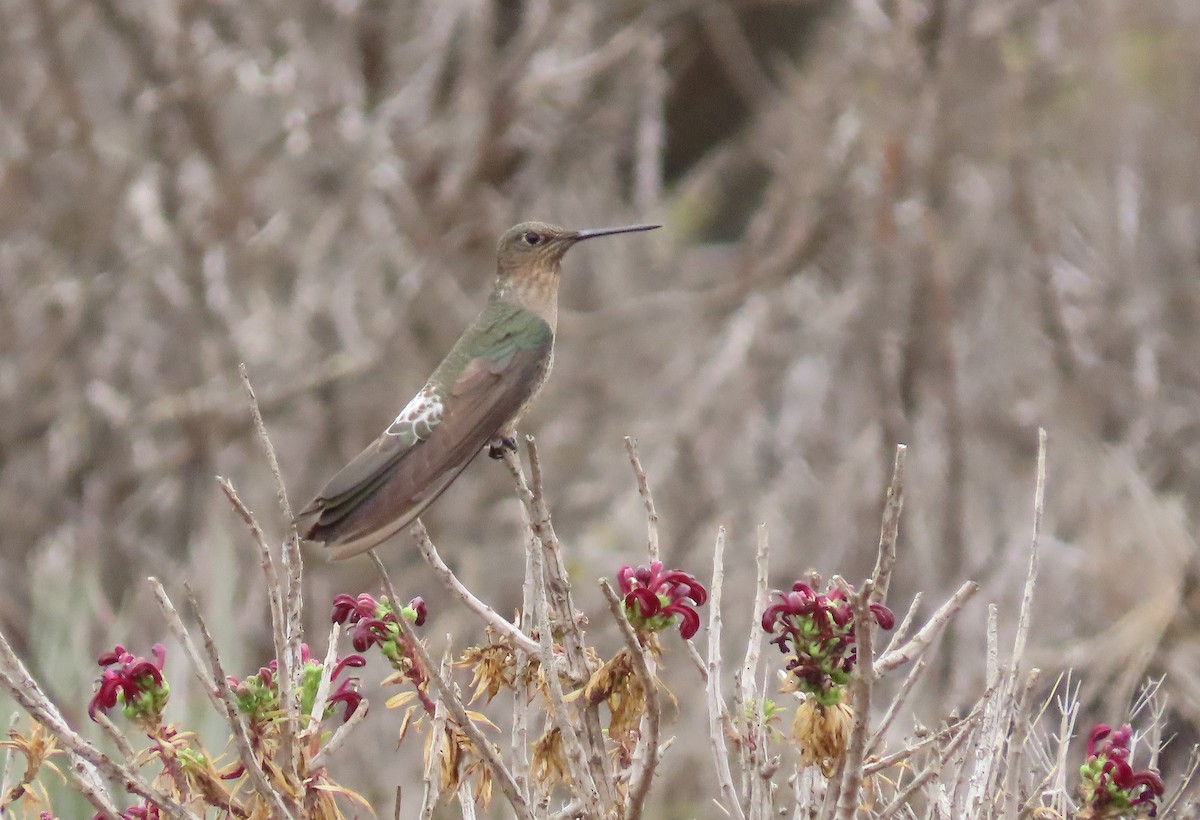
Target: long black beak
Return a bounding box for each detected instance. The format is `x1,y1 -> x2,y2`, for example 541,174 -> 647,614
571,224 -> 661,241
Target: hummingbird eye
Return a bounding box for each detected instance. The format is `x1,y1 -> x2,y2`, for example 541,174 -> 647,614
522,231 -> 542,246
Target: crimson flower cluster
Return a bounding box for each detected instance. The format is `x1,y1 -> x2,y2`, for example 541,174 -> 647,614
617,561 -> 708,640
1079,723 -> 1165,818
332,592 -> 432,712
88,644 -> 169,728
761,580 -> 894,705
227,642 -> 365,731
332,593 -> 427,660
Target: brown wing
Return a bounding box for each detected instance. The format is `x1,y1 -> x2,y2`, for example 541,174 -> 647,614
296,344 -> 549,560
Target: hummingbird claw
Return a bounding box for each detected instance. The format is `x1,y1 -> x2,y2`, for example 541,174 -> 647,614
487,436 -> 518,459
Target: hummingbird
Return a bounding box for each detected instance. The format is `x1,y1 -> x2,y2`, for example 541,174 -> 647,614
296,220 -> 659,560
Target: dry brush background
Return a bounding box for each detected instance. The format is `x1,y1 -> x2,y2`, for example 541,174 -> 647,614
2,0 -> 1199,814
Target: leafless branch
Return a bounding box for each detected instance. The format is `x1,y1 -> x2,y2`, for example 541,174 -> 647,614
410,520 -> 539,655
600,579 -> 661,820
369,548 -> 533,819
624,436 -> 660,562
184,584 -> 298,819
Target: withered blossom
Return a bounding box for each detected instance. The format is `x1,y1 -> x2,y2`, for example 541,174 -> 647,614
458,642 -> 517,704
532,727 -> 571,789
792,693 -> 854,776
584,647 -> 646,747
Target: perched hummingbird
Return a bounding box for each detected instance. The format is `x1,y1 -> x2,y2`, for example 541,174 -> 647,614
296,221 -> 659,560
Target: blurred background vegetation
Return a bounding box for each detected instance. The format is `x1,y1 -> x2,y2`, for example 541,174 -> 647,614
2,0 -> 1199,813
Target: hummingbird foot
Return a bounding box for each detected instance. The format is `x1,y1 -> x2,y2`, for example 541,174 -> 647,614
487,436 -> 518,460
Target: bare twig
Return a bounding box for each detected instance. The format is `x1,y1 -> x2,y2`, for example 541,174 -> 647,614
876,713 -> 980,820
835,579 -> 876,820
867,658 -> 928,757
520,505 -> 603,815
0,711 -> 19,804
215,477 -> 290,731
735,524 -> 771,813
503,439 -> 615,805
740,525 -> 770,704
1002,667 -> 1043,817
875,580 -> 979,675
93,712 -> 136,761
1012,428 -> 1047,676
511,534 -> 537,805
871,444 -> 906,602
148,577 -> 220,709
410,520 -> 539,655
307,622 -> 343,734
624,436 -> 660,561
238,364 -> 303,790
419,651 -> 450,819
705,527 -> 746,820
184,585 -> 298,819
864,701 -> 986,776
600,579 -> 661,820
881,592 -> 924,658
369,549 -> 534,819
310,698 -> 370,772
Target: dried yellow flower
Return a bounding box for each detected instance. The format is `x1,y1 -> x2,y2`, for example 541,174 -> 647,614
458,643 -> 517,704
532,726 -> 571,789
793,693 -> 854,776
583,648 -> 646,748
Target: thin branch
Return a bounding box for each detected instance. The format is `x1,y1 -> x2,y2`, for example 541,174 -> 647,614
735,525 -> 771,811
238,364 -> 303,791
624,436 -> 660,561
307,622 -> 343,735
215,477 -> 290,735
0,711 -> 19,804
184,585 -> 298,820
871,444 -> 906,602
419,651 -> 450,819
739,526 -> 770,722
310,699 -> 370,771
705,527 -> 745,819
502,439 -> 615,805
93,712 -> 136,762
147,577 -> 221,709
511,531 -> 537,806
600,579 -> 661,820
1002,667 -> 1043,818
369,549 -> 534,819
864,701 -> 985,776
1012,428 -> 1047,676
875,580 -> 979,675
881,592 -> 923,658
835,579 -> 875,820
876,713 -> 980,820
867,658 -> 928,757
410,521 -> 539,655
520,506 -> 604,814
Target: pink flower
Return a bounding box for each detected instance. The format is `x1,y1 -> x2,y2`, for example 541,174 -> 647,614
1079,723 -> 1164,816
761,578 -> 894,704
88,644 -> 169,727
617,561 -> 707,639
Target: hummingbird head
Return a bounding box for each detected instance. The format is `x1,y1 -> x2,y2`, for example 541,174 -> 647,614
495,221 -> 660,282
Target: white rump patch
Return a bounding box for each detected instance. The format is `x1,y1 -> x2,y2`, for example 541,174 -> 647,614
385,385 -> 443,440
